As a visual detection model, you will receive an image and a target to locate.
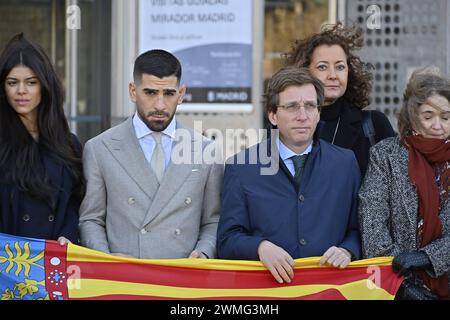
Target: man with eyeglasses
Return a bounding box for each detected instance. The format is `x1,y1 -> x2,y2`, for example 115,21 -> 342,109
217,66 -> 361,284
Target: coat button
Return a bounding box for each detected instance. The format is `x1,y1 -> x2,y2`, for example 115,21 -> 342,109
298,194 -> 305,202
48,215 -> 55,222
185,197 -> 192,205
300,239 -> 307,246
140,229 -> 148,235
128,197 -> 135,205
22,214 -> 30,222
174,228 -> 181,235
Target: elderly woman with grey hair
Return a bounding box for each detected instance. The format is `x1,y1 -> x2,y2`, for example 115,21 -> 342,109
358,68 -> 450,300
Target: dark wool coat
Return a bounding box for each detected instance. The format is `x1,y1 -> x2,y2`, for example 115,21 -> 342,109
359,136 -> 450,292
0,136 -> 82,243
319,98 -> 396,177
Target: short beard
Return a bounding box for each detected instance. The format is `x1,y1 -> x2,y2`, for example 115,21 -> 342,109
137,108 -> 175,132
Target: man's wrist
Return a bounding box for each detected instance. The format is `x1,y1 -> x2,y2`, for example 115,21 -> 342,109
340,247 -> 352,260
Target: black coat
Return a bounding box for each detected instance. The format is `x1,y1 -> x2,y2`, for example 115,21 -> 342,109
318,98 -> 396,177
0,136 -> 82,243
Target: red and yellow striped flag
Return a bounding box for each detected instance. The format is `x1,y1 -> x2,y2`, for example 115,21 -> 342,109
0,233 -> 403,300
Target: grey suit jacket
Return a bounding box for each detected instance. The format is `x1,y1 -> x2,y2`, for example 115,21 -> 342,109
359,137 -> 450,289
79,117 -> 223,259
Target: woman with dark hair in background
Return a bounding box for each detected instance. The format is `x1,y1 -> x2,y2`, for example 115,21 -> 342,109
359,68 -> 450,300
285,23 -> 395,176
0,33 -> 84,244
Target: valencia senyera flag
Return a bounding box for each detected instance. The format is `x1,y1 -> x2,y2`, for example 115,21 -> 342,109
0,233 -> 403,300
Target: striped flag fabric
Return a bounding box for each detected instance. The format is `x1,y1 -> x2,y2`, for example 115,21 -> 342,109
0,233 -> 403,300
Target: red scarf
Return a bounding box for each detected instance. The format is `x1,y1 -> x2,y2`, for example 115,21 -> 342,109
404,135 -> 450,299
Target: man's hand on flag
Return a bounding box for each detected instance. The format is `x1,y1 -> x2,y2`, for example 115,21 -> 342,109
189,250 -> 207,259
320,246 -> 352,268
57,236 -> 71,246
257,240 -> 295,284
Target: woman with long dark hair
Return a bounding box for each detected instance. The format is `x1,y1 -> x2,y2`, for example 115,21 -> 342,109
0,33 -> 84,244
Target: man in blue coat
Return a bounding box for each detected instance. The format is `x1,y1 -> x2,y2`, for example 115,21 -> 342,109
217,66 -> 361,283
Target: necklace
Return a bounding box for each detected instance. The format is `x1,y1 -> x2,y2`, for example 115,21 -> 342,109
331,117 -> 341,145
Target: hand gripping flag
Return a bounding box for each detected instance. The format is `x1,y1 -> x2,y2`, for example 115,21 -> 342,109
0,233 -> 403,300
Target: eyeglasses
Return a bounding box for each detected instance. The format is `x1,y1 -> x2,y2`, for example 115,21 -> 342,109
277,101 -> 320,115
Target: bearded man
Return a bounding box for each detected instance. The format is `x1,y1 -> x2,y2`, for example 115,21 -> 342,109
79,49 -> 223,259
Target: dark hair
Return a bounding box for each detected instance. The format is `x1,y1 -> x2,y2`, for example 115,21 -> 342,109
133,49 -> 182,84
284,23 -> 373,109
398,67 -> 450,138
0,33 -> 84,205
264,66 -> 324,118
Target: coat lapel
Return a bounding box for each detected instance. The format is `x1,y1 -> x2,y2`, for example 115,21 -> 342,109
41,148 -> 64,209
278,157 -> 296,187
333,105 -> 361,149
102,117 -> 159,200
260,137 -> 291,182
264,137 -> 312,192
396,145 -> 419,231
298,141 -> 321,191
141,124 -> 198,227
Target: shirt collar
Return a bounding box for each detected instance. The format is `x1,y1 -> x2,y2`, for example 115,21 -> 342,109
278,138 -> 313,161
133,112 -> 177,140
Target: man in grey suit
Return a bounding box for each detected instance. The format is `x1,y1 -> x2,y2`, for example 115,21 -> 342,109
79,49 -> 223,259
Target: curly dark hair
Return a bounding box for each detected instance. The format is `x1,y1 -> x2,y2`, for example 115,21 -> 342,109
284,23 -> 373,109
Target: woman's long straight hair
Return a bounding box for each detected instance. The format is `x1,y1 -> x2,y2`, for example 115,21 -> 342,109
0,33 -> 84,206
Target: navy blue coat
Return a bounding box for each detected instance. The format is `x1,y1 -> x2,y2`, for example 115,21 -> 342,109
0,137 -> 82,243
217,139 -> 361,260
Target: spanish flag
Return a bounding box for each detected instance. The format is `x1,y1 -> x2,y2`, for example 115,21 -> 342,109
0,233 -> 402,300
